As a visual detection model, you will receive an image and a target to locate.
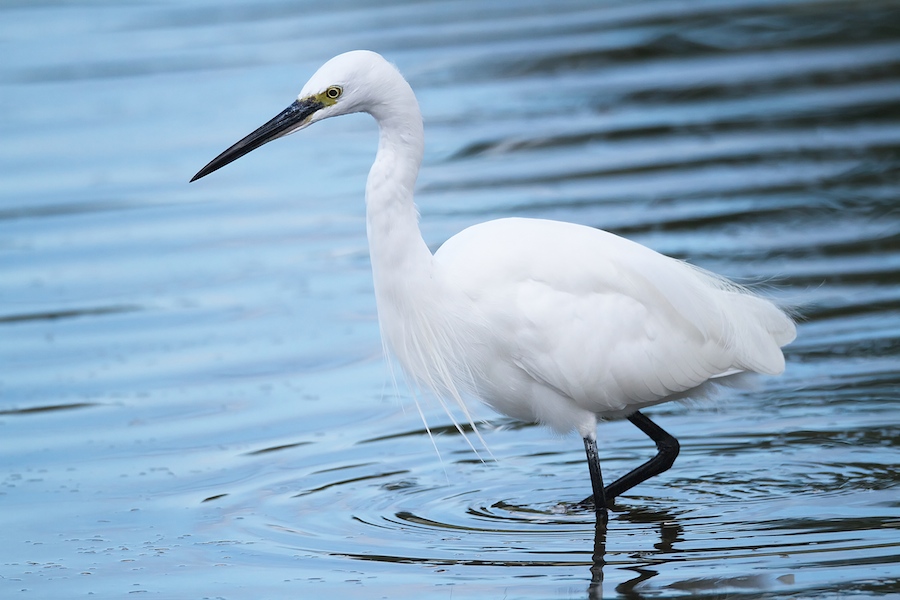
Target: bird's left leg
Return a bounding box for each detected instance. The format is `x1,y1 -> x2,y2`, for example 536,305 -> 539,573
603,411 -> 680,503
583,437 -> 608,517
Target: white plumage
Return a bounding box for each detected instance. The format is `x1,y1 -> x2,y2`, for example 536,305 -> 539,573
192,50 -> 796,515
432,217 -> 794,436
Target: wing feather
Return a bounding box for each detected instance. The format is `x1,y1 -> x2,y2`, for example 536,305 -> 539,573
435,217 -> 794,416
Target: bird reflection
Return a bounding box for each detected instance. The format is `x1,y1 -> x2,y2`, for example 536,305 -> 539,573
588,517 -> 607,600
588,504 -> 684,600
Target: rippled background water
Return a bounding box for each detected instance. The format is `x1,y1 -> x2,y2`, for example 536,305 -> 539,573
2,0 -> 899,598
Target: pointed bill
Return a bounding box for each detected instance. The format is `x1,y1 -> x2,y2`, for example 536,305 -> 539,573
190,97 -> 324,182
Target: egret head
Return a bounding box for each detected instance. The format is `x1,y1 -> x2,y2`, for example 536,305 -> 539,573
191,50 -> 400,182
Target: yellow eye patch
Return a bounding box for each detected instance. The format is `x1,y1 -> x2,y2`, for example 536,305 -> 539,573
318,85 -> 343,105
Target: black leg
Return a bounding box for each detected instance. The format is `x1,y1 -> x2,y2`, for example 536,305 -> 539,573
583,437 -> 608,518
604,411 -> 680,502
581,411 -> 679,513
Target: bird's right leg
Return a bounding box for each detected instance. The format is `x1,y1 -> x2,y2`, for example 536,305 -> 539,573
603,411 -> 680,502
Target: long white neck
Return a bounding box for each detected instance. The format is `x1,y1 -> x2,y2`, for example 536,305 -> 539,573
364,79 -> 433,315
360,63 -> 482,421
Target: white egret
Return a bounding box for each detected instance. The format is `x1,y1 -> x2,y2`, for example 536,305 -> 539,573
191,51 -> 795,517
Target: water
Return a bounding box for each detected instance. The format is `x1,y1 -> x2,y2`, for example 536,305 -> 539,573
1,0 -> 898,597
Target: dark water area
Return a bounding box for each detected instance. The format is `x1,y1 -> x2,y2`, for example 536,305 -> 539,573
1,0 -> 898,597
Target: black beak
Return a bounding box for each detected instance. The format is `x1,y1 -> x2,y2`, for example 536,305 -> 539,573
190,97 -> 324,182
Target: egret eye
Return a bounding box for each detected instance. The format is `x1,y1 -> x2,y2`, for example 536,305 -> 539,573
325,86 -> 342,100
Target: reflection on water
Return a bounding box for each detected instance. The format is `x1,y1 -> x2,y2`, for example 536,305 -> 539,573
1,0 -> 899,597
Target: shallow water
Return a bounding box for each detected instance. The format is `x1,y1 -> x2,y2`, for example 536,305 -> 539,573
1,0 -> 899,597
